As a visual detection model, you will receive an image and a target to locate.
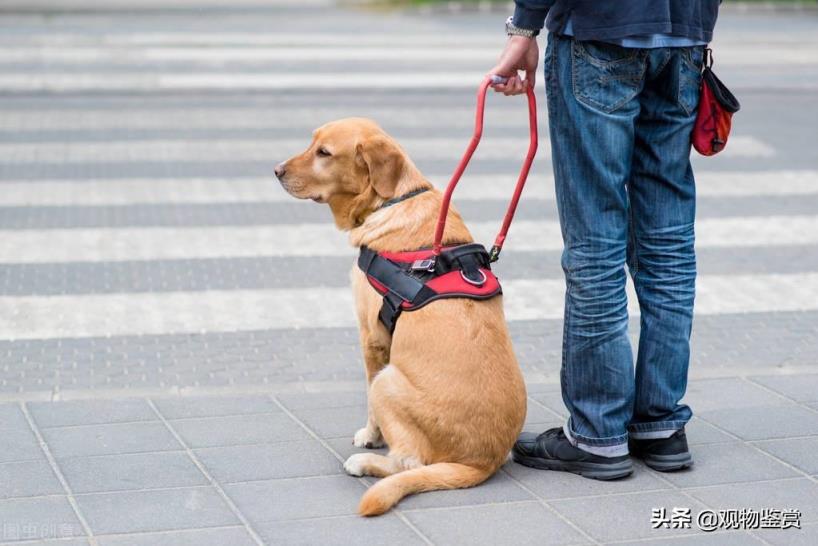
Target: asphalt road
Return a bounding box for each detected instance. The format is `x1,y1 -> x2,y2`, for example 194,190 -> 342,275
0,2 -> 817,544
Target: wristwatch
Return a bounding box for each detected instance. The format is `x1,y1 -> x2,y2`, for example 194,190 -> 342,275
505,16 -> 539,38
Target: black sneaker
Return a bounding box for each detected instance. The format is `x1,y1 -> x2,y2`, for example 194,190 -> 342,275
512,427 -> 633,480
628,428 -> 693,472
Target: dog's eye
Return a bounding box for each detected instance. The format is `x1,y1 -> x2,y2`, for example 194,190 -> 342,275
317,147 -> 332,157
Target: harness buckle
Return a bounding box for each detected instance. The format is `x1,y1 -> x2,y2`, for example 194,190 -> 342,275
460,269 -> 488,287
411,258 -> 436,272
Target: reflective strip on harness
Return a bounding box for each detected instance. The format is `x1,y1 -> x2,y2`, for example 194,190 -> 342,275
358,245 -> 502,333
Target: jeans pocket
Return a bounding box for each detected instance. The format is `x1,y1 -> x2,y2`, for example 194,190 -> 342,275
677,47 -> 704,116
571,40 -> 644,114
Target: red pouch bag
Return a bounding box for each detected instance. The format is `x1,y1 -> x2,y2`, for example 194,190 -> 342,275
692,49 -> 740,156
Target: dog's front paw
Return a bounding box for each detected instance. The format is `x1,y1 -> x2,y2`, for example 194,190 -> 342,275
344,453 -> 368,477
353,427 -> 385,449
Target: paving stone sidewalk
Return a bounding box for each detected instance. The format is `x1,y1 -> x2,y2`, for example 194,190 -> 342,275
2,374 -> 817,545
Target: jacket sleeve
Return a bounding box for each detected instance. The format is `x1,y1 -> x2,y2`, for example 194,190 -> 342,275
512,0 -> 556,31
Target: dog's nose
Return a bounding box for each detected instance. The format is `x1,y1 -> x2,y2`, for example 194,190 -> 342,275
274,162 -> 286,179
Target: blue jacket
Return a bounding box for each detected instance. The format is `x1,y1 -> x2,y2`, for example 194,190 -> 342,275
513,1 -> 720,43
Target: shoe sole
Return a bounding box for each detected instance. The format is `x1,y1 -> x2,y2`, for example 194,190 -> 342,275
512,451 -> 633,481
636,452 -> 694,472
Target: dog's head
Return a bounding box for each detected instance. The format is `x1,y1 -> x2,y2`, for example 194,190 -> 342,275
275,118 -> 411,230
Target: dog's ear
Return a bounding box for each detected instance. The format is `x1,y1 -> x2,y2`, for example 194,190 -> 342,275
356,135 -> 404,199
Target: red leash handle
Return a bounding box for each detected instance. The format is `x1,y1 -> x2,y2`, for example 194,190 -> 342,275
432,75 -> 538,261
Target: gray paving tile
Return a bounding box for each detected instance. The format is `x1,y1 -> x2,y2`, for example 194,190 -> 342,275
27,399 -> 154,428
59,452 -> 208,494
0,536 -> 91,546
0,460 -> 62,500
681,378 -> 790,412
397,468 -> 534,510
528,391 -> 568,418
551,490 -> 708,542
753,437 -> 818,475
0,404 -> 27,432
0,496 -> 85,542
169,413 -> 310,448
687,478 -> 818,523
95,527 -> 256,546
0,430 -> 44,463
659,443 -> 797,488
524,383 -> 561,394
685,417 -> 734,446
152,395 -> 280,420
276,391 -> 367,411
749,374 -> 818,403
406,501 -> 588,546
611,531 -> 762,545
41,422 -> 182,458
195,440 -> 342,483
753,522 -> 818,546
75,487 -> 239,535
524,398 -> 561,425
699,405 -> 818,441
256,515 -> 424,546
224,475 -> 367,524
519,420 -> 564,437
286,405 -> 368,439
505,460 -> 670,500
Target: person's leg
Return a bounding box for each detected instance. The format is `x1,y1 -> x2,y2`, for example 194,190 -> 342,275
546,34 -> 647,457
626,46 -> 703,442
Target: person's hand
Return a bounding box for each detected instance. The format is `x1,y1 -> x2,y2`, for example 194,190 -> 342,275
488,35 -> 539,96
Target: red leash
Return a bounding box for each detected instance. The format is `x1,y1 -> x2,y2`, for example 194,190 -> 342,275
432,75 -> 538,261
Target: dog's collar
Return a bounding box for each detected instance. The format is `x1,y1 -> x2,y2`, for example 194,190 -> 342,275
377,187 -> 430,211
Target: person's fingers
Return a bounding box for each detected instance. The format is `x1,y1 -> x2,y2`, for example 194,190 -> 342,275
502,75 -> 521,96
511,76 -> 526,96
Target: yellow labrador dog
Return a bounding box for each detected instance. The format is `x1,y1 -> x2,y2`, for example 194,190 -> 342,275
275,118 -> 526,516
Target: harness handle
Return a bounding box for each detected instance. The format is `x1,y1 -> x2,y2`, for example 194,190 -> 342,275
432,75 -> 538,261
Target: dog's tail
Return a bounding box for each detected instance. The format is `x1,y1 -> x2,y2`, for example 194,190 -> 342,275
358,462 -> 491,516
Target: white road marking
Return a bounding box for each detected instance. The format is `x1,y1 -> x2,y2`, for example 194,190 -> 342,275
2,70 -> 815,93
1,215 -> 816,264
5,32 -> 817,50
0,136 -> 547,162
0,33 -> 505,48
2,272 -> 817,340
0,178 -> 285,206
0,107 -> 539,131
0,171 -> 813,206
0,45 -> 816,66
0,136 -> 773,163
0,72 -> 522,92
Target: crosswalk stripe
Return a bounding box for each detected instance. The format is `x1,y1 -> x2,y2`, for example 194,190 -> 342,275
0,135 -> 773,163
0,41 -> 815,66
5,32 -> 815,51
0,215 -> 816,264
0,72 -> 523,92
0,33 -> 503,48
2,71 -> 815,93
2,272 -> 817,340
0,171 -> 813,206
3,45 -> 817,65
0,136 -> 549,163
0,107 -> 537,130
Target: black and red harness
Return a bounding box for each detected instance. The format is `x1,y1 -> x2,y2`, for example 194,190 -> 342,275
359,76 -> 538,333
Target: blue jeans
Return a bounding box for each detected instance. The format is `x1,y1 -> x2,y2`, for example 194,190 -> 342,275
544,34 -> 704,456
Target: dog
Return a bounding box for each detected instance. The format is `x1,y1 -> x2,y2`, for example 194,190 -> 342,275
275,118 -> 527,516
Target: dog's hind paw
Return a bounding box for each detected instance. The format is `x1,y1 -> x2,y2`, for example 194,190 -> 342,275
353,427 -> 385,449
344,454 -> 368,476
